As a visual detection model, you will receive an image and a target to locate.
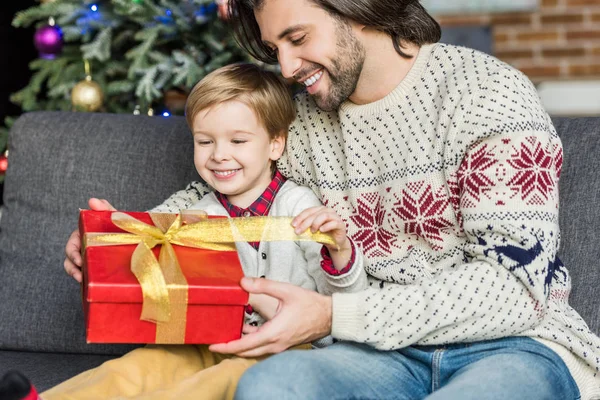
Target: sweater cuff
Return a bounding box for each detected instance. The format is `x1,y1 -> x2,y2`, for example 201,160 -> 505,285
322,241 -> 365,289
331,292 -> 364,342
320,240 -> 355,276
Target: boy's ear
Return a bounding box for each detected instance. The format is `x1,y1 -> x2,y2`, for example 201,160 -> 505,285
269,132 -> 286,160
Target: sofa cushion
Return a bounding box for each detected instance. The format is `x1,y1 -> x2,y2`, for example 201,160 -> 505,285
552,117 -> 600,335
0,350 -> 117,392
0,111 -> 200,355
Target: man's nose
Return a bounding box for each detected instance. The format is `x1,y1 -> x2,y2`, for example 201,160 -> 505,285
278,48 -> 301,80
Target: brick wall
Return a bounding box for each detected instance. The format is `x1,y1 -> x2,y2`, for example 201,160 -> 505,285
434,0 -> 600,83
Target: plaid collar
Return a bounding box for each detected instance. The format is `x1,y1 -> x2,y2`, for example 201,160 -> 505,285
216,170 -> 287,218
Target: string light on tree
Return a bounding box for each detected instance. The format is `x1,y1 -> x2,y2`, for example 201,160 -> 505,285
71,60 -> 104,112
33,17 -> 63,59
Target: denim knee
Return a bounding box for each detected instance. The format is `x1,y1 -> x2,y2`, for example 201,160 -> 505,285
234,351 -> 317,400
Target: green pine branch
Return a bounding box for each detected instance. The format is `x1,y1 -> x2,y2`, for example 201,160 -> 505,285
81,27 -> 113,61
3,0 -> 254,154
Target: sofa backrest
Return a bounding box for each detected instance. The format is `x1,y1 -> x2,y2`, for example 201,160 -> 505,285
552,117 -> 600,335
0,111 -> 200,355
0,111 -> 598,356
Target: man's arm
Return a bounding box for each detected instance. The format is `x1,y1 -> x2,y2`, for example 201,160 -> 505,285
150,181 -> 211,212
328,67 -> 563,349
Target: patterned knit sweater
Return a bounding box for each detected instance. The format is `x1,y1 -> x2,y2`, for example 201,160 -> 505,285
152,44 -> 600,398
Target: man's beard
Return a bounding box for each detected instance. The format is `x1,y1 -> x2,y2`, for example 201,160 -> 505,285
313,21 -> 366,111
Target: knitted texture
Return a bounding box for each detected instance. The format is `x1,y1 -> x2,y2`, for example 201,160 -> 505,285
152,44 -> 600,397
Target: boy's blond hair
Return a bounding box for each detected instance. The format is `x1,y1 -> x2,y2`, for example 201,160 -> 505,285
185,63 -> 295,140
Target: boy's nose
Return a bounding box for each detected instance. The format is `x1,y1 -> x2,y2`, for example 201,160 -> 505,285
211,144 -> 230,161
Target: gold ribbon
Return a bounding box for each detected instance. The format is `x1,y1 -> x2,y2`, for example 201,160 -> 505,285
84,211 -> 336,343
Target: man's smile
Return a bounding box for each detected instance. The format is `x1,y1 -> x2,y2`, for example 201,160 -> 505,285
302,70 -> 323,87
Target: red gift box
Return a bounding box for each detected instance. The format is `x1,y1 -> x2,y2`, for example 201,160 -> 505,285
80,210 -> 248,344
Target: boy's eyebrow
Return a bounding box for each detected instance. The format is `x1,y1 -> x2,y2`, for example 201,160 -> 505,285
263,24 -> 307,46
193,130 -> 256,136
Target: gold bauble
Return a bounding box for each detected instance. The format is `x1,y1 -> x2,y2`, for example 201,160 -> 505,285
71,78 -> 104,112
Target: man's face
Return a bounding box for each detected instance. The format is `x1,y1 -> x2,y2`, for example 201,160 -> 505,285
255,0 -> 366,111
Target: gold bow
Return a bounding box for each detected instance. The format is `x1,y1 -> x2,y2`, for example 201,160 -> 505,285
84,211 -> 336,343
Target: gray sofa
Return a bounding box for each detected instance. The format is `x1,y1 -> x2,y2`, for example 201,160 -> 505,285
0,111 -> 598,392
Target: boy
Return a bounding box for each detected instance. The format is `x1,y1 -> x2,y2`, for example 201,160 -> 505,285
45,63 -> 367,399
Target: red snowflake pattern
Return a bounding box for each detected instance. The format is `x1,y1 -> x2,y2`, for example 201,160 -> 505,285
553,144 -> 563,179
447,173 -> 463,230
507,137 -> 557,205
457,142 -> 498,208
348,192 -> 396,258
392,182 -> 453,250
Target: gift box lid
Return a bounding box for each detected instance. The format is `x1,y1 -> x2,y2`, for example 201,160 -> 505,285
80,210 -> 248,306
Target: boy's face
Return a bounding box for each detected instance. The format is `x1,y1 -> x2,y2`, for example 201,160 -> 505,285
255,0 -> 366,111
192,100 -> 285,208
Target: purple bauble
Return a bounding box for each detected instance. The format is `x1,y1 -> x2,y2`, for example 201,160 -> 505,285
34,25 -> 63,59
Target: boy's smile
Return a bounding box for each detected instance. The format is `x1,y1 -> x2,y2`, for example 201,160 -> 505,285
212,169 -> 241,179
192,100 -> 285,209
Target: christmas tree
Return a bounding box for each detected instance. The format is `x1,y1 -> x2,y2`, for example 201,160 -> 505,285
0,0 -> 258,180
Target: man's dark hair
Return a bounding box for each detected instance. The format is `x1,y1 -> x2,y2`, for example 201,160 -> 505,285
228,0 -> 442,63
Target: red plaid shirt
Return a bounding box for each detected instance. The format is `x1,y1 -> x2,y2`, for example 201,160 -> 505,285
216,170 -> 286,249
216,170 -> 354,274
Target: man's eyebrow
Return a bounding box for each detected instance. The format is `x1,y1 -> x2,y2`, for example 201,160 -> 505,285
278,25 -> 306,40
263,25 -> 307,45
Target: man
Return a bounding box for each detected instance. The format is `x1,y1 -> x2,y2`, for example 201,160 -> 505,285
65,0 -> 600,398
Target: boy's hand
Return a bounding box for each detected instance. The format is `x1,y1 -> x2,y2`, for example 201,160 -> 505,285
292,206 -> 352,270
248,293 -> 280,321
63,198 -> 116,283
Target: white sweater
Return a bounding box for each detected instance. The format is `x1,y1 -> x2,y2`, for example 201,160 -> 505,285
153,44 -> 600,398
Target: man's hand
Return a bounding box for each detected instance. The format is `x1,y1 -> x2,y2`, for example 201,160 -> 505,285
63,198 -> 116,282
248,293 -> 280,321
209,277 -> 333,358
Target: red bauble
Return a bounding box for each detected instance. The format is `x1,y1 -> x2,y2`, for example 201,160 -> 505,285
0,153 -> 8,175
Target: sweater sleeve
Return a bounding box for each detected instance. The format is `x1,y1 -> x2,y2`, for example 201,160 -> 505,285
331,67 -> 563,349
289,186 -> 368,296
150,181 -> 212,212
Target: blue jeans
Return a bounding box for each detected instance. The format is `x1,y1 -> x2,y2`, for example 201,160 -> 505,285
234,337 -> 579,400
